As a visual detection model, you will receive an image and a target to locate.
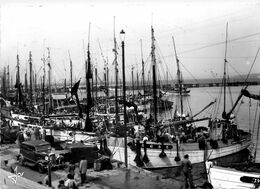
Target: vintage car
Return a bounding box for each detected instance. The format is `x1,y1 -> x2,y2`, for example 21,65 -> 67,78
17,140 -> 65,173
45,135 -> 99,165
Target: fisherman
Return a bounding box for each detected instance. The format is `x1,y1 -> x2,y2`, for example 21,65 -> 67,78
181,154 -> 196,189
42,128 -> 46,140
79,156 -> 87,184
31,127 -> 36,140
43,174 -> 49,186
198,133 -> 206,150
68,162 -> 76,177
34,127 -> 40,140
57,180 -> 67,189
16,131 -> 25,147
65,173 -> 77,189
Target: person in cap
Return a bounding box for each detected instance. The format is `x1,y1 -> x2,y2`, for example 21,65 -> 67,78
181,154 -> 196,189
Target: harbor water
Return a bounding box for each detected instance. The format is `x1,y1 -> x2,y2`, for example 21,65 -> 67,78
78,85 -> 260,131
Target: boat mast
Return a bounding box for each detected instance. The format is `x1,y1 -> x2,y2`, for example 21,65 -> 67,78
104,65 -> 107,95
25,65 -> 28,94
92,68 -> 95,101
11,76 -> 13,91
34,72 -> 37,102
68,50 -> 73,89
140,39 -> 146,110
172,36 -> 183,116
41,52 -> 46,114
113,17 -> 119,126
16,54 -> 21,106
85,22 -> 93,132
222,23 -> 228,119
151,26 -> 157,123
132,65 -> 134,98
47,47 -> 52,113
7,65 -> 9,95
29,51 -> 33,106
166,71 -> 168,87
95,66 -> 98,100
2,67 -> 6,98
136,62 -> 139,96
106,57 -> 109,97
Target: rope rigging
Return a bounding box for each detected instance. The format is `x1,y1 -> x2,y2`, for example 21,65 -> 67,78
252,96 -> 260,140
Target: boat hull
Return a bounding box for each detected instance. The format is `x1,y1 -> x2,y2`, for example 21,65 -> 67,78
108,135 -> 251,169
206,161 -> 260,189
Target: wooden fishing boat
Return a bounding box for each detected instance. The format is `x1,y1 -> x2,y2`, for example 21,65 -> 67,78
171,86 -> 190,95
206,161 -> 260,189
107,124 -> 251,169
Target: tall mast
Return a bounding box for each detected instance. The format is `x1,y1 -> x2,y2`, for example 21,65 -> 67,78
16,54 -> 20,106
114,17 -> 119,126
34,72 -> 37,98
85,22 -> 93,132
24,72 -> 28,94
11,76 -> 13,91
95,66 -> 98,100
136,63 -> 139,95
132,65 -> 134,98
91,66 -> 94,100
104,65 -> 107,96
3,67 -> 6,98
7,65 -> 9,94
172,36 -> 183,115
42,76 -> 45,114
106,62 -> 109,97
47,47 -> 52,113
29,51 -> 33,106
222,23 -> 228,119
24,60 -> 28,94
166,71 -> 168,87
64,78 -> 66,92
41,53 -> 46,114
140,39 -> 145,110
68,50 -> 73,89
151,26 -> 157,123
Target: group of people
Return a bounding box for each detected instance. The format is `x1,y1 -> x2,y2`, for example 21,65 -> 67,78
16,126 -> 46,147
42,157 -> 88,189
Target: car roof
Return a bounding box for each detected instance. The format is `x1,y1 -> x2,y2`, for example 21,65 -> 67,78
22,140 -> 50,146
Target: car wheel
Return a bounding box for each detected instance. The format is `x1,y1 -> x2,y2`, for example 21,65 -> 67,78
37,163 -> 45,173
18,154 -> 25,165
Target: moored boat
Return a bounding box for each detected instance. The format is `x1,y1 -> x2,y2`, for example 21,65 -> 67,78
107,125 -> 251,169
206,161 -> 260,189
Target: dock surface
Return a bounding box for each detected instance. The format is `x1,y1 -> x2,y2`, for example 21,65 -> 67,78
0,144 -> 207,189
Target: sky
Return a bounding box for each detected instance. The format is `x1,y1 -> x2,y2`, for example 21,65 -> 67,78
1,0 -> 260,86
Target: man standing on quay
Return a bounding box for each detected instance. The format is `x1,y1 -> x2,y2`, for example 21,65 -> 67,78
79,156 -> 87,184
181,154 -> 196,189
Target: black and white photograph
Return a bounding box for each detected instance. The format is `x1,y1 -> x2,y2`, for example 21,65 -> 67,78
1,0 -> 260,189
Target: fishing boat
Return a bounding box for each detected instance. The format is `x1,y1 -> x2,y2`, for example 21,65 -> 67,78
107,25 -> 252,170
206,161 -> 260,189
3,26 -> 98,143
171,85 -> 190,95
